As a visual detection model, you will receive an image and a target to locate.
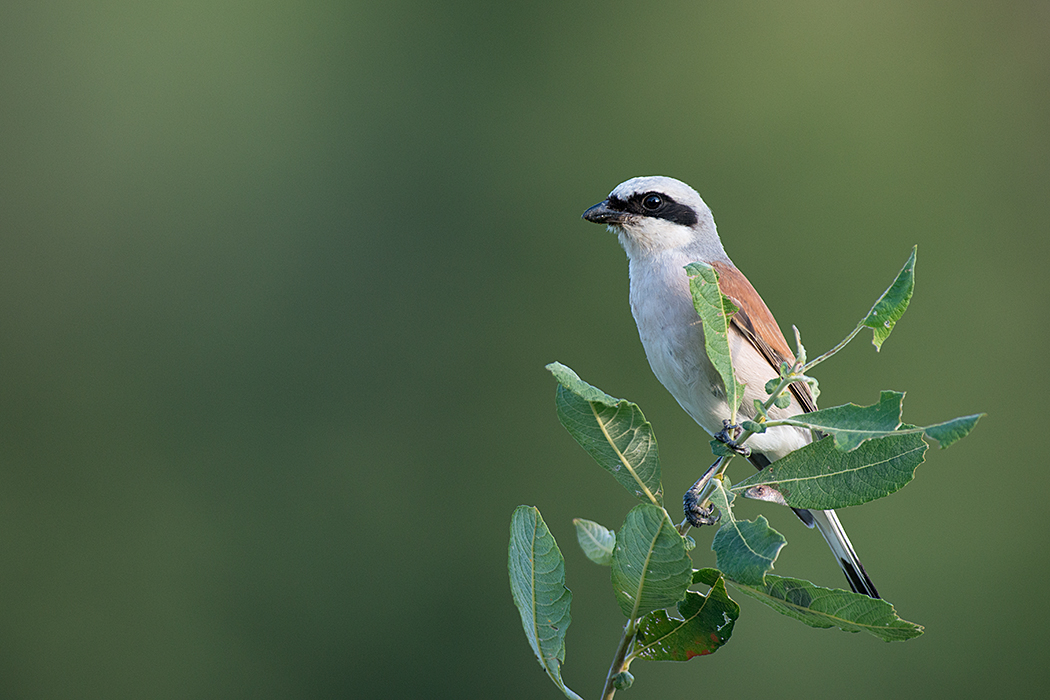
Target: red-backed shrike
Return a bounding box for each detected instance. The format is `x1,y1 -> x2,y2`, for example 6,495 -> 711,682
583,175 -> 878,598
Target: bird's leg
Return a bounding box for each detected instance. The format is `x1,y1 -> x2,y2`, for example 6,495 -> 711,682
682,458 -> 723,528
683,420 -> 752,529
714,419 -> 751,458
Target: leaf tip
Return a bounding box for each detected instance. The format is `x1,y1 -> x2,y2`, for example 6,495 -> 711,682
545,361 -> 572,378
924,412 -> 984,449
684,260 -> 715,277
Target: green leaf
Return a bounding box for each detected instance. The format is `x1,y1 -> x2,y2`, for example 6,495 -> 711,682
862,246 -> 916,351
732,432 -> 928,509
692,567 -> 724,587
685,262 -> 747,419
923,413 -> 984,449
771,393 -> 983,453
573,518 -> 615,566
728,574 -> 923,641
632,573 -> 740,660
508,506 -> 584,700
547,363 -> 663,506
709,439 -> 734,457
611,504 -> 693,618
772,390 -> 905,451
708,480 -> 786,586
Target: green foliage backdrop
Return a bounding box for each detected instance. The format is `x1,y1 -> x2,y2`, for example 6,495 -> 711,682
0,1 -> 1045,698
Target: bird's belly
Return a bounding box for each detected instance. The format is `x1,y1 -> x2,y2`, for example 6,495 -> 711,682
637,315 -> 729,437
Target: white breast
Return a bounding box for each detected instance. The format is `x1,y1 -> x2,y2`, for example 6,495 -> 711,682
628,251 -> 727,436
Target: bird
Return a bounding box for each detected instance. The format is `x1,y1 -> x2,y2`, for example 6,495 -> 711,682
582,175 -> 879,598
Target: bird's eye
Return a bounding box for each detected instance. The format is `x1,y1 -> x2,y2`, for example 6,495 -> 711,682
642,193 -> 663,211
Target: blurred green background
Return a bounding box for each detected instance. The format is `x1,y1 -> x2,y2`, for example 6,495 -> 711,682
1,1 -> 1046,698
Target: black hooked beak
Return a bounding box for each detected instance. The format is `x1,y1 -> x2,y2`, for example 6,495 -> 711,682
582,199 -> 624,225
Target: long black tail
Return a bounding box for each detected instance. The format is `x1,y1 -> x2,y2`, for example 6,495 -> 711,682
793,507 -> 879,598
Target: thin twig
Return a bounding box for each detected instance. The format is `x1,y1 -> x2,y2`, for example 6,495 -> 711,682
803,323 -> 863,372
600,618 -> 638,700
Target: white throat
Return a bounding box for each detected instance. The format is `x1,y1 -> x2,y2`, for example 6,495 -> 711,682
614,219 -> 729,267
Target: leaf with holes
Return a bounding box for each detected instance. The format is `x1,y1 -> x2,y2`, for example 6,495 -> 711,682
632,570 -> 739,661
548,363 -> 663,506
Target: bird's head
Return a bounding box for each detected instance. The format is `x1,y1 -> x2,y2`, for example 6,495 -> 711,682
582,176 -> 724,261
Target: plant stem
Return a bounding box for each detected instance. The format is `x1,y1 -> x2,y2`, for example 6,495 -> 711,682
600,618 -> 638,700
803,323 -> 863,372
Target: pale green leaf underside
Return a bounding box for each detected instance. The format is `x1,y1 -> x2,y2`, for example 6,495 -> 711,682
732,432 -> 928,510
685,262 -> 746,419
573,518 -> 615,566
548,362 -> 663,506
508,506 -> 583,700
728,574 -> 923,641
611,504 -> 692,618
708,480 -> 786,586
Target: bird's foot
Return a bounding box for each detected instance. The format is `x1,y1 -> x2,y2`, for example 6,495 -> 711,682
683,495 -> 720,527
714,419 -> 751,458
682,466 -> 722,527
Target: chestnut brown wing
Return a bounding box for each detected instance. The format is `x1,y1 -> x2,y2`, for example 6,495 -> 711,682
710,260 -> 816,413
